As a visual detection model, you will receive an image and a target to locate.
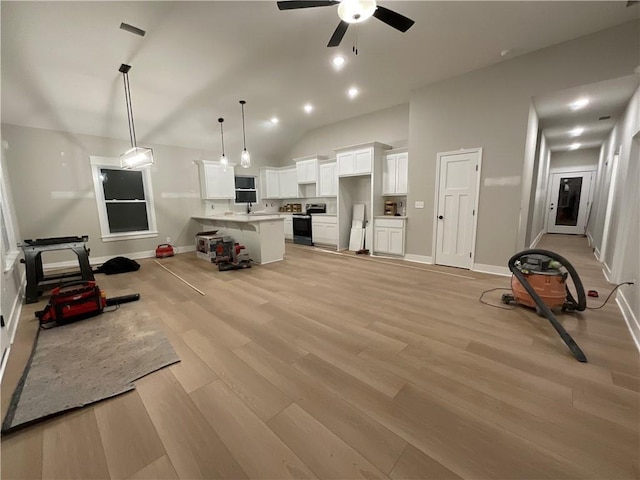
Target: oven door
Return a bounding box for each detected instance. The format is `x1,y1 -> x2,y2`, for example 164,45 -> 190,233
292,215 -> 313,246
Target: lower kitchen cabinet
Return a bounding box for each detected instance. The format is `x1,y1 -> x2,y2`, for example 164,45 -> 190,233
373,217 -> 406,255
283,215 -> 293,240
312,215 -> 337,245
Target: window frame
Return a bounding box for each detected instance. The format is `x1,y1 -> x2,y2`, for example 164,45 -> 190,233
89,156 -> 158,242
234,174 -> 258,205
1,146 -> 19,273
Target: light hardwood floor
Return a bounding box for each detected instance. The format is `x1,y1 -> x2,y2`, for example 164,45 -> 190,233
1,235 -> 638,479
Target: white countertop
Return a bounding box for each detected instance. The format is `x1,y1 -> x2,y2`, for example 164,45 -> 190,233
374,215 -> 408,219
311,213 -> 337,216
192,214 -> 284,223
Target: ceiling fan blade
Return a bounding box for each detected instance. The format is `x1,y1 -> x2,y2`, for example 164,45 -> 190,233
277,0 -> 338,10
327,20 -> 349,47
373,5 -> 415,32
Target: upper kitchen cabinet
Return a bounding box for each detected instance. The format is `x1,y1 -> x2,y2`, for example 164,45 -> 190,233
295,156 -> 326,184
318,162 -> 337,197
262,168 -> 280,199
261,166 -> 299,199
197,160 -> 235,199
382,149 -> 408,195
279,167 -> 300,199
335,142 -> 391,177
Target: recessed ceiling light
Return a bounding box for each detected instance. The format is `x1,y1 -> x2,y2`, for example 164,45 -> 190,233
348,87 -> 359,99
569,98 -> 589,110
569,143 -> 581,150
569,127 -> 584,137
270,117 -> 279,124
304,104 -> 314,114
332,55 -> 346,68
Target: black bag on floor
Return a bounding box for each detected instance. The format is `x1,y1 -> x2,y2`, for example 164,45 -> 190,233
95,256 -> 140,275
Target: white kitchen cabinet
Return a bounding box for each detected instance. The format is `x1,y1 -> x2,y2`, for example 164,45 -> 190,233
337,148 -> 372,176
312,215 -> 337,245
283,215 -> 293,240
382,151 -> 408,195
279,167 -> 299,199
296,159 -> 318,184
198,160 -> 235,199
263,168 -> 280,199
318,162 -> 337,197
373,217 -> 405,255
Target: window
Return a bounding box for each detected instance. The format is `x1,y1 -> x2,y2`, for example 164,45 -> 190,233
234,175 -> 257,204
90,156 -> 157,241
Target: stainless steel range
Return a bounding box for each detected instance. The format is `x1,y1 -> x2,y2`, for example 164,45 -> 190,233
292,203 -> 326,246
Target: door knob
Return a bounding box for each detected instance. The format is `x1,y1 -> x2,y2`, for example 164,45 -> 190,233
438,215 -> 443,220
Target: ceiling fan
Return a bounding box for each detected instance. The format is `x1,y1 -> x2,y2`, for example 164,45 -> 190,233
276,0 -> 415,47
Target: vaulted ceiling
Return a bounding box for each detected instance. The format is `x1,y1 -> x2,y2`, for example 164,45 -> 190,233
2,1 -> 638,162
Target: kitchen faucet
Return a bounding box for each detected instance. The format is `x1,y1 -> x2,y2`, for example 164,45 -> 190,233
246,202 -> 252,214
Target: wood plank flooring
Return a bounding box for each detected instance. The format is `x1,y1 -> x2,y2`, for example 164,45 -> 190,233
1,234 -> 639,479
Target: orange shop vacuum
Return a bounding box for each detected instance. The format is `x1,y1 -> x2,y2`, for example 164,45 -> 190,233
501,249 -> 587,362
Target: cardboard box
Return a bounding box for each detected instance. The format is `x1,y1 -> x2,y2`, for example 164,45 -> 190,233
195,231 -> 231,261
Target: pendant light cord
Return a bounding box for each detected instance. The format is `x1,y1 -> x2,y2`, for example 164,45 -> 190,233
122,71 -> 137,148
218,118 -> 225,155
240,101 -> 247,151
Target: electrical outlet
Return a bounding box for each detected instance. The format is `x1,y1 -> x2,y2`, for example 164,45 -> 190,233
166,237 -> 171,244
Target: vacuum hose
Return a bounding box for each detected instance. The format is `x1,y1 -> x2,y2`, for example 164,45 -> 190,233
508,249 -> 587,362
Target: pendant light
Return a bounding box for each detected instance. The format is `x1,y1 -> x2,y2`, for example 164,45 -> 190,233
118,64 -> 154,169
218,117 -> 229,170
239,100 -> 251,168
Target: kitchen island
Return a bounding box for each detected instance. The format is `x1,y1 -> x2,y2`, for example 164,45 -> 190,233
191,214 -> 285,264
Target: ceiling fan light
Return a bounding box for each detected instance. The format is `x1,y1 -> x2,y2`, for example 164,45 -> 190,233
338,0 -> 377,24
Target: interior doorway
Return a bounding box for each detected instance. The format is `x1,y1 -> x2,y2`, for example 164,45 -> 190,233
546,169 -> 595,235
433,148 -> 481,269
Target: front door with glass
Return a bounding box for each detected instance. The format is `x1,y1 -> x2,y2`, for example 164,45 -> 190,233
547,171 -> 594,235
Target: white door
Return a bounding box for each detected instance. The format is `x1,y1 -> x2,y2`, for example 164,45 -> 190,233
264,169 -> 280,198
546,171 -> 593,235
388,228 -> 404,255
435,150 -> 480,269
374,227 -> 389,253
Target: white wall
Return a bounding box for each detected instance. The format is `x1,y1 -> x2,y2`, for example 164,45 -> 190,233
1,124 -> 276,261
407,20 -> 639,268
550,148 -> 600,170
528,134 -> 551,247
283,104 -> 409,162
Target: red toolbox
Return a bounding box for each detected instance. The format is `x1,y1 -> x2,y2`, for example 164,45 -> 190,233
155,244 -> 175,258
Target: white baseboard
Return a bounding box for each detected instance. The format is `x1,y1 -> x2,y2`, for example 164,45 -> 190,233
594,247 -> 601,261
529,229 -> 544,248
43,245 -> 196,271
587,232 -> 594,247
0,271 -> 26,381
473,263 -> 511,277
616,290 -> 640,353
403,254 -> 432,265
602,262 -> 614,284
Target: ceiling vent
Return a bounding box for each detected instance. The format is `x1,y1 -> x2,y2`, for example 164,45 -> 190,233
119,22 -> 146,37
599,115 -> 611,121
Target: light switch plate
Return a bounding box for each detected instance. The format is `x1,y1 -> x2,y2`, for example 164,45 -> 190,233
415,201 -> 425,209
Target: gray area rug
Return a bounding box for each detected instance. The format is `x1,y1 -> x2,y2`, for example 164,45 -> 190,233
2,309 -> 179,432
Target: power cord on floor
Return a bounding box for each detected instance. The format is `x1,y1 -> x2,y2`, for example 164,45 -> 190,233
586,282 -> 635,310
479,287 -> 516,310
